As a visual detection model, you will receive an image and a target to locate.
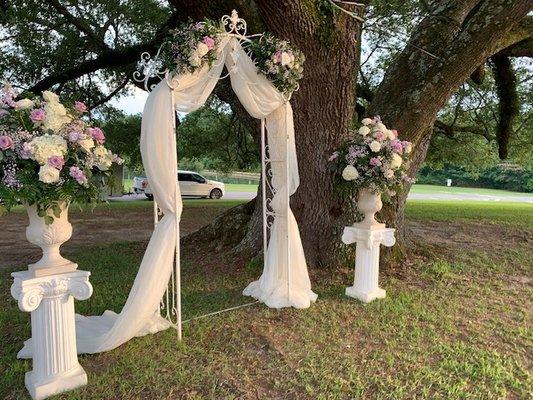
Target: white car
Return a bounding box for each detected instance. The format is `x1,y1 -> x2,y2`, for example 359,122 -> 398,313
133,171 -> 225,200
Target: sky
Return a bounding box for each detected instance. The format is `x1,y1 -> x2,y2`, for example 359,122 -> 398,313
109,86 -> 148,115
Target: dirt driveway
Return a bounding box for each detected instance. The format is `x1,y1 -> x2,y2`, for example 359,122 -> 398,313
0,202 -> 233,269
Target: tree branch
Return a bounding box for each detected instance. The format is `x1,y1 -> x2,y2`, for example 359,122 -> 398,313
434,120 -> 493,141
88,75 -> 131,111
43,0 -> 108,50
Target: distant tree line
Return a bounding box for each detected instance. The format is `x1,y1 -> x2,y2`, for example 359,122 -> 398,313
417,164 -> 533,193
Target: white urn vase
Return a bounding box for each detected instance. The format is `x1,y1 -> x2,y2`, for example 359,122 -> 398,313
25,203 -> 77,277
356,188 -> 385,229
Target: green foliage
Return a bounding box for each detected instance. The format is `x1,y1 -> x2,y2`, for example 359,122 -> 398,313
101,112 -> 142,169
177,96 -> 259,172
417,164 -> 533,193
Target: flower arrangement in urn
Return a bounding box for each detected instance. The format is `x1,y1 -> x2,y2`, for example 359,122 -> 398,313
329,117 -> 414,228
0,83 -> 122,275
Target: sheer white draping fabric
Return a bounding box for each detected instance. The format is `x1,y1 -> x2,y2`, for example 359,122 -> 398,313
227,41 -> 317,308
17,42 -> 229,358
17,37 -> 314,357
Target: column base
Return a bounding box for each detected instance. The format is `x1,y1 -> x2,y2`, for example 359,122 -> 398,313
25,363 -> 87,400
345,286 -> 386,303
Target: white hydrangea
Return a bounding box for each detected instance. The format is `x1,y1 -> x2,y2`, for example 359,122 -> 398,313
390,153 -> 403,169
369,140 -> 381,152
383,168 -> 394,179
404,143 -> 413,154
281,52 -> 295,67
342,165 -> 359,181
42,99 -> 71,132
93,145 -> 114,171
358,126 -> 370,136
29,134 -> 68,165
361,118 -> 373,126
375,123 -> 387,132
38,164 -> 60,184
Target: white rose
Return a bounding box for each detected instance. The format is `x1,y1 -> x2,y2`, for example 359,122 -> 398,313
15,99 -> 34,110
93,145 -> 114,171
342,165 -> 359,181
375,123 -> 387,132
42,91 -> 60,103
390,153 -> 403,169
385,130 -> 396,140
384,169 -> 394,179
358,126 -> 370,136
78,138 -> 95,153
189,53 -> 201,67
196,42 -> 209,56
361,118 -> 373,126
369,140 -> 381,152
281,52 -> 292,66
404,143 -> 413,154
38,164 -> 60,184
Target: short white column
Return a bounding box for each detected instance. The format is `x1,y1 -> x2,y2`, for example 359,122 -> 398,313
342,225 -> 395,303
11,270 -> 93,400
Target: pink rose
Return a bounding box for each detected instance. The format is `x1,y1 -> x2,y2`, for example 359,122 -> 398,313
391,129 -> 398,139
202,36 -> 215,50
30,108 -> 46,123
275,50 -> 283,63
88,127 -> 105,144
374,131 -> 385,142
0,135 -> 14,150
391,139 -> 403,154
48,155 -> 65,170
74,101 -> 88,113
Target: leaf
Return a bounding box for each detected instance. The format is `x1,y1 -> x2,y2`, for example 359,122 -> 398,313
52,204 -> 62,218
44,215 -> 54,225
0,204 -> 6,216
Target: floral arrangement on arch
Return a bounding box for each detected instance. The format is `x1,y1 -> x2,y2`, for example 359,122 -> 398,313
247,34 -> 305,97
329,117 -> 415,200
159,19 -> 224,75
0,83 -> 122,223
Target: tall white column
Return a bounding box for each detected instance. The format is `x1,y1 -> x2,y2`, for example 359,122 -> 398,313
11,270 -> 92,400
342,226 -> 395,303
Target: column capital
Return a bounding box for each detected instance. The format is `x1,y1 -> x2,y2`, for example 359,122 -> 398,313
342,226 -> 396,249
11,270 -> 92,312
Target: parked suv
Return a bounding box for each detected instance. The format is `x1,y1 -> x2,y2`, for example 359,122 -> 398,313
133,171 -> 225,200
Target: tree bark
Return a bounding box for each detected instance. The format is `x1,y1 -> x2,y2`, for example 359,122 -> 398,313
367,0 -> 531,242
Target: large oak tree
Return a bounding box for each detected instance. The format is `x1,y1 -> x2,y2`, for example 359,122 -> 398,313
1,0 -> 531,266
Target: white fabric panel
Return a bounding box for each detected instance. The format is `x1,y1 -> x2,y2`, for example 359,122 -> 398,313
18,37 -> 315,358
227,42 -> 317,308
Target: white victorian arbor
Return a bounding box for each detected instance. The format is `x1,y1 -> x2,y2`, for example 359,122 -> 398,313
18,11 -> 316,359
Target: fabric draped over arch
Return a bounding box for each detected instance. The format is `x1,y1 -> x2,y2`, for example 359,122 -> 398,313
18,37 -> 316,358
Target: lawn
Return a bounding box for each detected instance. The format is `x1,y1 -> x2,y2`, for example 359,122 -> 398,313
0,201 -> 531,399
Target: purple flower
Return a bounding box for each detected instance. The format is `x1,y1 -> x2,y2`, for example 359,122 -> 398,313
369,157 -> 382,167
1,160 -> 21,189
68,131 -> 82,142
391,139 -> 404,154
0,109 -> 8,118
0,135 -> 14,150
202,36 -> 215,50
48,155 -> 65,170
30,108 -> 46,123
88,127 -> 105,144
328,151 -> 339,162
74,101 -> 88,113
69,166 -> 88,185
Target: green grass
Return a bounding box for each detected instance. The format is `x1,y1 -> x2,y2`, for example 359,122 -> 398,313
1,202 -> 531,399
410,184 -> 533,197
406,200 -> 533,230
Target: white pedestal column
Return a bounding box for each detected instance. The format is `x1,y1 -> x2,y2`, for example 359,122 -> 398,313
342,225 -> 395,303
11,270 -> 93,400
